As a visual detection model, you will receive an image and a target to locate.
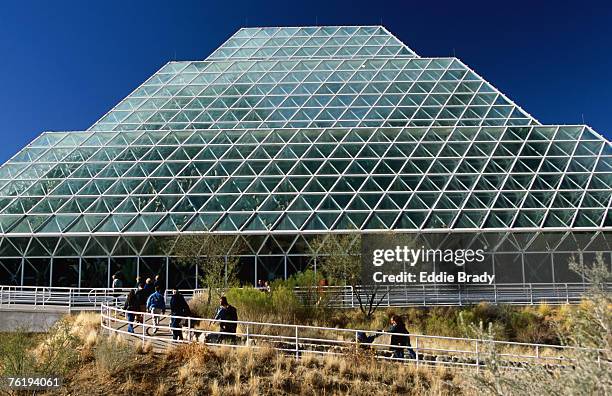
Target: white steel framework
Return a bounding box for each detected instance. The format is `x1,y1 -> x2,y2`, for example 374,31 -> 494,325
0,26 -> 609,289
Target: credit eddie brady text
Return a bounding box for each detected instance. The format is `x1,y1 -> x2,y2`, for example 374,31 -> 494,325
369,246 -> 495,285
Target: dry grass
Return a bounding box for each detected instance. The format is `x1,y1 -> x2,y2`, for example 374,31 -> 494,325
94,333 -> 138,376
188,343 -> 457,395
134,340 -> 154,354
70,312 -> 101,337
49,335 -> 462,395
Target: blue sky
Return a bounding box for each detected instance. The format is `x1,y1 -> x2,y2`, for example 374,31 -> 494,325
0,0 -> 610,161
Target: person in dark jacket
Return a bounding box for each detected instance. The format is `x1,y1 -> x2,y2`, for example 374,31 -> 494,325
385,315 -> 416,360
213,296 -> 238,343
123,290 -> 139,333
111,272 -> 123,289
134,283 -> 147,323
154,274 -> 164,292
146,285 -> 166,334
169,289 -> 191,340
135,276 -> 143,288
143,277 -> 154,299
356,331 -> 381,350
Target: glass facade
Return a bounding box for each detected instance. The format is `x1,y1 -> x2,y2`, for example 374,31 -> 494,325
0,26 -> 609,287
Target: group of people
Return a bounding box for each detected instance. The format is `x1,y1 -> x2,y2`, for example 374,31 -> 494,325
121,276 -> 238,342
120,278 -> 414,360
256,279 -> 271,292
122,275 -> 166,334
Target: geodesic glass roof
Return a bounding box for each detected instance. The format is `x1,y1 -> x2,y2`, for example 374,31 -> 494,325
89,27 -> 535,132
0,26 -> 609,236
207,26 -> 418,60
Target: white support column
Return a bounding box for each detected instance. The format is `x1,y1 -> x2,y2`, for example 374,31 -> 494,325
49,257 -> 53,287
254,256 -> 258,286
224,256 -> 228,286
195,263 -> 198,289
165,256 -> 169,290
521,250 -> 526,285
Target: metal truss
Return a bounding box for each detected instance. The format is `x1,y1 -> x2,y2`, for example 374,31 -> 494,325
0,25 -> 609,288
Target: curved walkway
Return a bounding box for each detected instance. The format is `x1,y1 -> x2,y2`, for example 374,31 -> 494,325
101,302 -> 591,370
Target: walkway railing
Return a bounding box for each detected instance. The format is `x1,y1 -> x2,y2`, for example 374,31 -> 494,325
100,302 -> 606,371
0,285 -> 201,312
1,283 -> 606,311
296,282 -> 602,307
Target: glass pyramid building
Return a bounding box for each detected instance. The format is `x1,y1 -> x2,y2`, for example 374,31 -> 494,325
0,26 -> 610,288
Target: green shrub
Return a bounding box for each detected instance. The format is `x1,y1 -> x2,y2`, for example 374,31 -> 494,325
508,308 -> 557,344
422,308 -> 459,337
279,269 -> 323,289
226,287 -> 273,322
36,319 -> 81,376
271,285 -> 304,323
0,328 -> 38,377
0,320 -> 81,379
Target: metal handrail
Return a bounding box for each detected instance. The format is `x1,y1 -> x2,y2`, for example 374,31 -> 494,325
100,302 -> 607,371
293,282 -> 605,308
0,283 -> 607,311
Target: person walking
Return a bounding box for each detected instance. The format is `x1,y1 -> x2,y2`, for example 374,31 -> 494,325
170,289 -> 191,341
143,277 -> 154,299
385,315 -> 416,360
154,274 -> 164,292
134,282 -> 147,323
111,273 -> 123,289
146,285 -> 166,334
213,296 -> 238,343
135,276 -> 142,288
123,290 -> 139,333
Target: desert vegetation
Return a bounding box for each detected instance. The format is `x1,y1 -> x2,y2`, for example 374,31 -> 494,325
1,287 -> 609,396
187,271 -> 581,345
1,292 -> 609,395
0,314 -> 461,396
462,254 -> 612,395
71,342 -> 463,395
1,255 -> 610,395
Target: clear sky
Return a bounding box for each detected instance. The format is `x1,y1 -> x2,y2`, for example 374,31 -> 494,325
0,0 -> 610,162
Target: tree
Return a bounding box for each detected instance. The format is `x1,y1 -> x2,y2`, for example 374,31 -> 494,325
170,234 -> 244,307
310,233 -> 386,319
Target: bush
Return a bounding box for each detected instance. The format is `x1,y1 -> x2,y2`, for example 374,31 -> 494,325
34,319 -> 81,376
0,328 -> 38,377
189,291 -> 216,319
274,270 -> 334,323
95,335 -> 137,376
0,320 -> 81,380
271,285 -> 304,323
424,308 -> 461,337
226,280 -> 332,325
226,287 -> 273,323
279,269 -> 323,289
